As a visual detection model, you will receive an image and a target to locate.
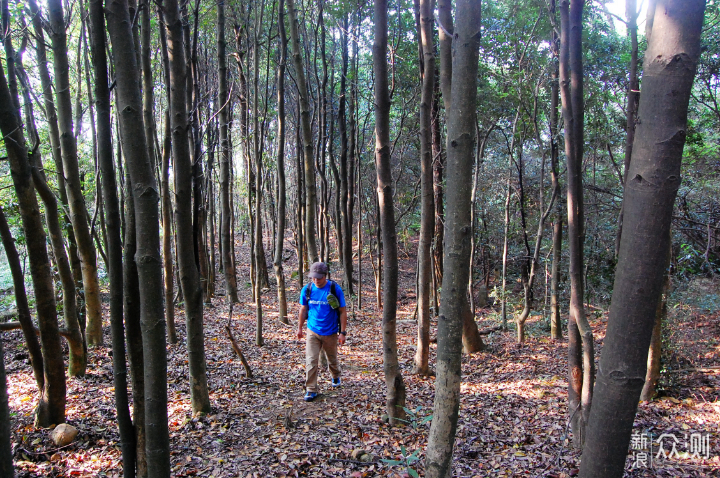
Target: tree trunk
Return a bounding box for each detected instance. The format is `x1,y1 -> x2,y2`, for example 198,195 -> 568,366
414,0 -> 435,376
253,4 -> 266,346
339,14 -> 354,295
105,0 -> 170,474
0,335 -> 12,478
47,0 -> 103,347
579,3 -> 705,475
425,0 -> 482,475
0,206 -> 44,391
164,0 -> 212,415
88,1 -> 137,473
274,0 -> 289,324
374,0 -> 406,425
161,111 -> 177,345
559,0 -> 594,448
549,3 -> 563,340
287,0 -> 319,263
0,59 -> 66,429
614,0 -> 640,259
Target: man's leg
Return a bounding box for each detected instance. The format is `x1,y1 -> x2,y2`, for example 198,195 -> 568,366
305,331 -> 322,393
321,334 -> 341,380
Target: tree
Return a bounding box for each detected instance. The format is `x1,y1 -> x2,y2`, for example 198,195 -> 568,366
47,0 -> 104,346
413,0 -> 435,376
0,53 -> 66,429
425,0 -> 482,474
105,0 -> 170,474
88,0 -> 137,473
0,335 -> 11,477
559,0 -> 594,447
164,0 -> 212,415
287,0 -> 319,263
579,2 -> 706,476
218,0 -> 240,304
374,0 -> 406,425
274,0 -> 289,324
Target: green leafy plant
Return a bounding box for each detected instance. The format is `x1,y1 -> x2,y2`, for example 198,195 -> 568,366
381,445 -> 421,478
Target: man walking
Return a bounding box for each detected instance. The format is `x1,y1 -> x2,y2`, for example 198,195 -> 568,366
297,262 -> 347,402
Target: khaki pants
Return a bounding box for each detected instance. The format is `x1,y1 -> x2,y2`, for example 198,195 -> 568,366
305,330 -> 341,392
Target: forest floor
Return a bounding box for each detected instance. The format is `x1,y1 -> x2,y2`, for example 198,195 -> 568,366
3,239 -> 720,478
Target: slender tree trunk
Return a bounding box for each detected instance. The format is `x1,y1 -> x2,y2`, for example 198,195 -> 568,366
560,0 -> 594,447
0,60 -> 66,429
88,2 -> 137,473
47,0 -> 103,347
374,0 -> 406,424
414,0 -> 435,376
164,0 -> 212,415
253,4 -> 265,346
274,0 -> 289,324
580,3 -> 705,475
287,0 -> 319,263
549,4 -> 563,340
0,335 -> 11,478
339,13 -> 354,294
425,0 -> 482,475
105,0 -> 170,474
0,207 -> 44,391
614,0 -> 640,258
161,112 -> 177,344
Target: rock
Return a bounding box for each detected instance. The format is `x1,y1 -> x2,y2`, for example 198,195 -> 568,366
50,424 -> 78,447
476,285 -> 488,308
359,453 -> 373,462
350,449 -> 367,460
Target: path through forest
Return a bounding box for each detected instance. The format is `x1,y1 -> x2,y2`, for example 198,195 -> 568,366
4,241 -> 720,477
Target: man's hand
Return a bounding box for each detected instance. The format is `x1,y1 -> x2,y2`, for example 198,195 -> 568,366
297,328 -> 305,340
338,333 -> 346,346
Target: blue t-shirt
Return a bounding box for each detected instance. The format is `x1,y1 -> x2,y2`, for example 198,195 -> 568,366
299,281 -> 346,336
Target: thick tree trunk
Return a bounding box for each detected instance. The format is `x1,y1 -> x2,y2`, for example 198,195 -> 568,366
274,0 -> 289,324
425,1 -> 481,475
0,61 -> 66,428
414,0 -> 435,376
164,0 -> 212,415
47,0 -> 103,347
374,0 -> 406,425
287,0 -> 319,263
105,0 -> 170,474
580,3 -> 705,475
88,1 -> 137,474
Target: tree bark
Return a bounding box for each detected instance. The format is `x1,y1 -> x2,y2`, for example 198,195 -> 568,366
47,0 -> 103,347
286,0 -> 319,263
0,206 -> 44,392
88,1 -> 137,474
374,0 -> 406,425
105,0 -> 170,474
414,0 -> 435,376
218,0 -> 240,304
579,3 -> 705,475
559,0 -> 594,447
274,0 -> 289,324
164,0 -> 212,415
0,335 -> 12,478
0,58 -> 66,429
549,2 -> 563,340
425,1 -> 482,475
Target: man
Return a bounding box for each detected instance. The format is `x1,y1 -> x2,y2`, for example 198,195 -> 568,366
297,262 -> 347,402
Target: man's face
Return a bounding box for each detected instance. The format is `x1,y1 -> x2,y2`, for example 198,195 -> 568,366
312,276 -> 328,288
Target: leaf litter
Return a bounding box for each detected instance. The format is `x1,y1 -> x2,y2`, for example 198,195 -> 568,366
3,242 -> 719,477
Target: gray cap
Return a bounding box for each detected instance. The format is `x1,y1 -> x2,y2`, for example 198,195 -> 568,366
308,262 -> 328,278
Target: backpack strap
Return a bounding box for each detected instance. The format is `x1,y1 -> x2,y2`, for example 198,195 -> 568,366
305,282 -> 312,303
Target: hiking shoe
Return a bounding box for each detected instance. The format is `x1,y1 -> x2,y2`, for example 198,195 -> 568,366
304,391 -> 318,402
331,377 -> 342,387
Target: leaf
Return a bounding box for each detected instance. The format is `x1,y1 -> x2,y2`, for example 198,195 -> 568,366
408,468 -> 420,478
381,459 -> 403,466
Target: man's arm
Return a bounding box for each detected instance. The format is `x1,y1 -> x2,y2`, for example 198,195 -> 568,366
338,307 -> 347,345
297,305 -> 308,339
